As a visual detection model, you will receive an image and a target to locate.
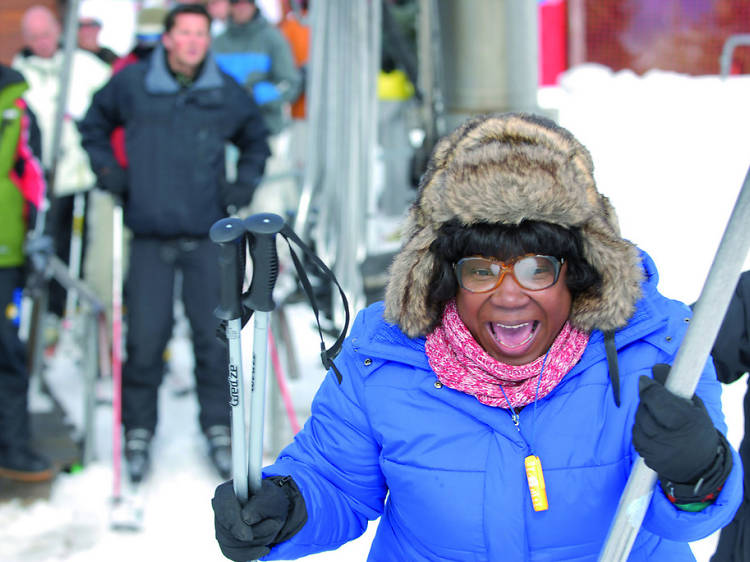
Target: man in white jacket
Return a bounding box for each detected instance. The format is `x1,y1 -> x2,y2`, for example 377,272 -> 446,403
12,5 -> 110,326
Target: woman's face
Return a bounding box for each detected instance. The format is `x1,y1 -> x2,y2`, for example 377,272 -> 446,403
456,257 -> 572,365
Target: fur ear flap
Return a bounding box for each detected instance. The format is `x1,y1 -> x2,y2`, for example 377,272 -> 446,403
571,226 -> 643,332
384,227 -> 440,337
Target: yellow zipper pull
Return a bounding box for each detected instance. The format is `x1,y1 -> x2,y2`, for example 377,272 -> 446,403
524,455 -> 548,512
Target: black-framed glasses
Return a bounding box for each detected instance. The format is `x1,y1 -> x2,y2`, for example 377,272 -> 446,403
454,254 -> 564,293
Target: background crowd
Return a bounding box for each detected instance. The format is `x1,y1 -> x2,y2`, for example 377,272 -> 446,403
0,0 -> 308,486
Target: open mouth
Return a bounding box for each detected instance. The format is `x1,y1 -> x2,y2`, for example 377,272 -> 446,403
489,320 -> 539,349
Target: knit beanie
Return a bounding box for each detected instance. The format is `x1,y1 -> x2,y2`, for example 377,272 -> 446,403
384,112 -> 644,338
136,7 -> 167,40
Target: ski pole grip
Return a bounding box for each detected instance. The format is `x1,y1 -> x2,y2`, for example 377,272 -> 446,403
209,217 -> 246,320
243,213 -> 284,312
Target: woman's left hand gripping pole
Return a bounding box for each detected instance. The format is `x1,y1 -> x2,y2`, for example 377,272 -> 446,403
209,217 -> 250,501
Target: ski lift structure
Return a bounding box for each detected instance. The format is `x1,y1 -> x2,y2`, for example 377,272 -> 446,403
293,0 -> 542,329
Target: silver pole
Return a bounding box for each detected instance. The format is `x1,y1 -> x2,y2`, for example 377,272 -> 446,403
82,307 -> 98,466
248,310 -> 270,493
720,34 -> 750,78
227,315 -> 248,500
209,218 -> 249,501
293,0 -> 327,237
243,213 -> 284,494
38,0 -> 81,230
599,164 -> 750,561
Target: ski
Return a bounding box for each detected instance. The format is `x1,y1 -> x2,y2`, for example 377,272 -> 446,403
110,473 -> 149,532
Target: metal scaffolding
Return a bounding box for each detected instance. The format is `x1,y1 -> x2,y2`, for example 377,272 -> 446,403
294,0 -> 382,325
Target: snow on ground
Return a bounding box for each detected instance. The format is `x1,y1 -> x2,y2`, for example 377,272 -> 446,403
2,66 -> 750,561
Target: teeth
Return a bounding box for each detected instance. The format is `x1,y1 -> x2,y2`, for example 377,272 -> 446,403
496,322 -> 529,329
489,321 -> 538,349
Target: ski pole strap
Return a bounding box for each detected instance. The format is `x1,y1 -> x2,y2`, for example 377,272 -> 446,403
604,330 -> 621,407
280,223 -> 349,383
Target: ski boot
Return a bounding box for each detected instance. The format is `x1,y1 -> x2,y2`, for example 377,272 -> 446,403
125,429 -> 152,483
205,425 -> 232,480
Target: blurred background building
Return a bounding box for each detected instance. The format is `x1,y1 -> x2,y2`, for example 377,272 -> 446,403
3,1 -> 750,77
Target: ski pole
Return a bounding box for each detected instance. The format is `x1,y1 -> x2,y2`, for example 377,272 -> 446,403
243,213 -> 284,493
209,217 -> 250,501
599,164 -> 750,561
111,202 -> 124,502
62,192 -> 86,334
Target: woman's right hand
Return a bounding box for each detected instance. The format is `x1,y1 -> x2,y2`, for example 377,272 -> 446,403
212,476 -> 307,561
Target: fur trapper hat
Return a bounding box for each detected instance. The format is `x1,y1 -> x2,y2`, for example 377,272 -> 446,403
384,112 -> 643,337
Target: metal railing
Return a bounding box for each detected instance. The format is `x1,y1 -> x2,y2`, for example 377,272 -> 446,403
720,34 -> 750,78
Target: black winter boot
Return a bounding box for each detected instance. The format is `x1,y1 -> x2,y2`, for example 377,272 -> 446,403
125,429 -> 152,484
0,446 -> 54,482
205,425 -> 231,480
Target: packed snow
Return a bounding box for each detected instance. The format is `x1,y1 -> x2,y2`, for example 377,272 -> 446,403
2,64 -> 750,561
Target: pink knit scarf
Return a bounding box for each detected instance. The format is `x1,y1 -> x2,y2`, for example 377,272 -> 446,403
425,300 -> 590,409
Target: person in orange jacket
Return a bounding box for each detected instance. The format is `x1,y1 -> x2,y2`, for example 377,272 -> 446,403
278,0 -> 309,120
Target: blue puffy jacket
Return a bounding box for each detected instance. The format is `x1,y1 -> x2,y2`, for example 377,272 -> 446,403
263,251 -> 742,561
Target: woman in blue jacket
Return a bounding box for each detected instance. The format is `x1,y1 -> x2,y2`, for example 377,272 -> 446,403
212,113 -> 742,561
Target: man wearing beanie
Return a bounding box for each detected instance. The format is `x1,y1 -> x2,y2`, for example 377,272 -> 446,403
213,0 -> 301,136
210,113 -> 742,561
79,3 -> 270,484
213,0 -> 302,219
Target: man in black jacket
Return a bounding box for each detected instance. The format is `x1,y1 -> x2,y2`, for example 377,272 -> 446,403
79,3 -> 270,483
710,270 -> 750,561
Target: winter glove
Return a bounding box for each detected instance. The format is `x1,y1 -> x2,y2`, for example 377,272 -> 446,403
220,178 -> 258,215
96,165 -> 128,200
633,364 -> 732,504
212,475 -> 307,562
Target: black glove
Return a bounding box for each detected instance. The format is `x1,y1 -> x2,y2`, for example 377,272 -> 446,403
212,476 -> 307,562
633,364 -> 726,486
220,179 -> 258,215
97,165 -> 128,199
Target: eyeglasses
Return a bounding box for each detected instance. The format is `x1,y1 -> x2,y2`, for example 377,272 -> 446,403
454,255 -> 564,293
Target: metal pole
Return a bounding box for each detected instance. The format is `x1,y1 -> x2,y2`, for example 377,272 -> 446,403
25,0 -> 82,394
209,217 -> 250,501
82,307 -> 98,466
39,0 -> 81,226
293,0 -> 327,237
243,213 -> 284,493
111,204 -> 124,501
599,164 -> 750,561
274,307 -> 299,380
62,192 -> 87,330
720,34 -> 750,78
